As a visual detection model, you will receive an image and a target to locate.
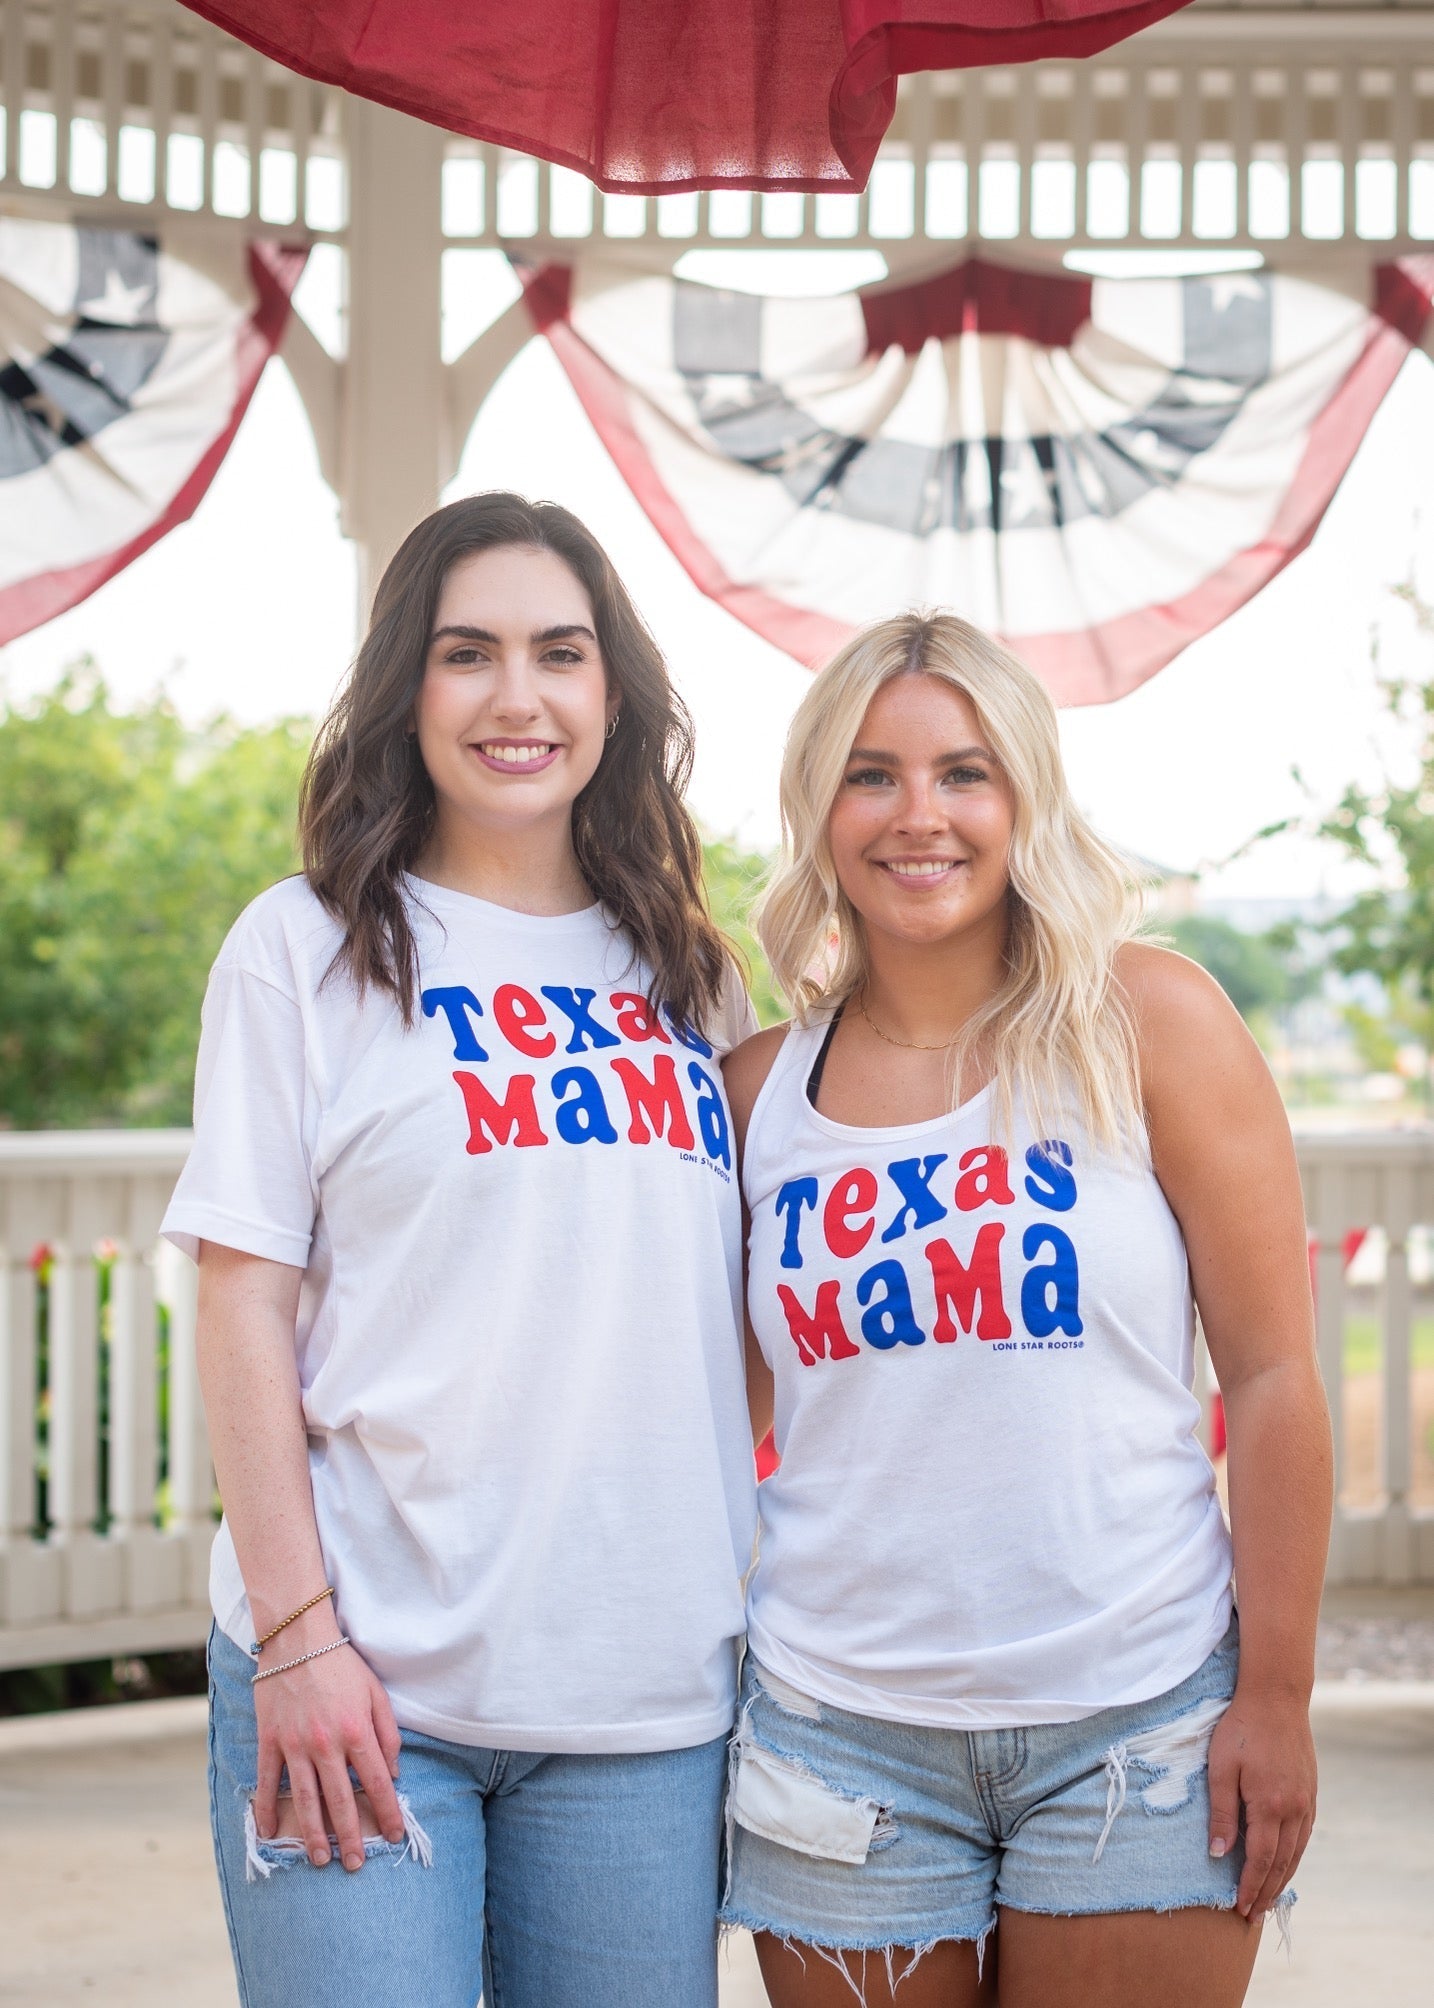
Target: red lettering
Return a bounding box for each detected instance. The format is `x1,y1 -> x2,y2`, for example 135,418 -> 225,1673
451,1071 -> 549,1154
926,1224 -> 1011,1341
823,1167 -> 878,1259
611,1055 -> 696,1148
776,1281 -> 860,1365
953,1146 -> 1015,1212
492,984 -> 556,1058
610,990 -> 672,1043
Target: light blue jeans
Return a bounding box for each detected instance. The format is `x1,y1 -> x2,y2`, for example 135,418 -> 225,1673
208,1625 -> 728,2008
721,1617 -> 1295,1960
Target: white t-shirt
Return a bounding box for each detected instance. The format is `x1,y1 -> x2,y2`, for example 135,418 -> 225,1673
744,1016 -> 1234,1728
163,874 -> 758,1753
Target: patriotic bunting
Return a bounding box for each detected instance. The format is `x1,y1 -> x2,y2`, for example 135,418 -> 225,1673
521,255 -> 1434,703
0,221 -> 305,649
176,0 -> 1190,194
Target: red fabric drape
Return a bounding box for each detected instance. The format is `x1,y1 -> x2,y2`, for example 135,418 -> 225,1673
177,1 -> 1192,193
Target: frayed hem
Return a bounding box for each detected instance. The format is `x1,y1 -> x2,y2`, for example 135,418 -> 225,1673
242,1798 -> 273,1884
719,1915 -> 997,2000
395,1791 -> 434,1868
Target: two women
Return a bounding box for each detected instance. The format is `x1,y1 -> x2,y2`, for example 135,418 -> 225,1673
168,495 -> 1329,2008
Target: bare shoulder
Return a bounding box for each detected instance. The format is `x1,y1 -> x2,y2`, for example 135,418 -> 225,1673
721,1022 -> 792,1127
1114,939 -> 1257,1063
1113,940 -> 1280,1138
1114,938 -> 1237,1022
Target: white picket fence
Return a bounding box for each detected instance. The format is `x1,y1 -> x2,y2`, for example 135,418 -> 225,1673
1,1123 -> 1432,1670
0,1131 -> 206,1670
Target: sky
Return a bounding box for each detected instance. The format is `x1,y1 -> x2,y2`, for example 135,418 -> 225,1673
3,246 -> 1432,906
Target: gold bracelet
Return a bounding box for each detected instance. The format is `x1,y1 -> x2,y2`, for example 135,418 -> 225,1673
250,1585 -> 336,1656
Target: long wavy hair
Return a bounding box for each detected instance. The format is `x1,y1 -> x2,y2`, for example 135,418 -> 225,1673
300,493 -> 732,1032
759,612 -> 1145,1151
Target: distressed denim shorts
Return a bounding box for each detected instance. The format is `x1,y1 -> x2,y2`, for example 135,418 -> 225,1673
721,1618 -> 1293,1962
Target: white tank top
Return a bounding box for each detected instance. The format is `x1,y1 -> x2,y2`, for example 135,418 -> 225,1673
743,1014 -> 1234,1728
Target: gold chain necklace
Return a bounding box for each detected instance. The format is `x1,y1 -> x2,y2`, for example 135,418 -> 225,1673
857,989 -> 964,1053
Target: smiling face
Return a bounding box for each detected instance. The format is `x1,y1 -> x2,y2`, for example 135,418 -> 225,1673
413,543 -> 616,852
826,671 -> 1017,957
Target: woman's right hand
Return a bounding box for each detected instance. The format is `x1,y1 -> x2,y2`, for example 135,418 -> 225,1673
252,1620 -> 407,1872
195,1245 -> 409,1874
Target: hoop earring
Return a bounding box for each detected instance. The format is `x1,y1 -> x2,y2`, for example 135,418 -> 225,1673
605,715 -> 619,741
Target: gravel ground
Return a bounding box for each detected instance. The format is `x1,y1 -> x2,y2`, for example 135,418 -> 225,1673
1316,1615 -> 1434,1680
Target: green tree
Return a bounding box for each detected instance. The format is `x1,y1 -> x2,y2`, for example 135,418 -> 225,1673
1309,587 -> 1434,1097
0,666 -> 309,1128
1164,913 -> 1314,1030
0,667 -> 783,1129
702,833 -> 783,1027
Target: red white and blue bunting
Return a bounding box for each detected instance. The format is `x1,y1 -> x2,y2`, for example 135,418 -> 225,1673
0,221 -> 305,648
521,254 -> 1434,703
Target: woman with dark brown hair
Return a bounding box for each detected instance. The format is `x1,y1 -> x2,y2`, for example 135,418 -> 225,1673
161,494 -> 757,2008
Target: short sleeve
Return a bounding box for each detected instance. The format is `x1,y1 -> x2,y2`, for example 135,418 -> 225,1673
711,953 -> 760,1056
161,960 -> 318,1268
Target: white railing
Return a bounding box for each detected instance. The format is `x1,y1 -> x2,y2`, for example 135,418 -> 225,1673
0,1130 -> 206,1670
2,3 -> 1433,258
1299,1129 -> 1434,1584
1,1122 -> 1432,1669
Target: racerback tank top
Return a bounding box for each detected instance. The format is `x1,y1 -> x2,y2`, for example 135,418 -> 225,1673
743,1014 -> 1234,1727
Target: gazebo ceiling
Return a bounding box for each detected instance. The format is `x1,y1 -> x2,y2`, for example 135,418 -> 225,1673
2,3 -> 1432,598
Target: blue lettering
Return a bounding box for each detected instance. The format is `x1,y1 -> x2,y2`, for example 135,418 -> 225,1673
539,986 -> 622,1054
1024,1140 -> 1077,1212
421,985 -> 489,1062
687,1062 -> 732,1169
664,1009 -> 714,1057
551,1066 -> 619,1144
856,1260 -> 926,1349
880,1154 -> 950,1243
774,1178 -> 819,1270
1021,1224 -> 1083,1338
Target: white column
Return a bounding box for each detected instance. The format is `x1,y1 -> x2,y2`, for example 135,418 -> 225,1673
340,99 -> 448,612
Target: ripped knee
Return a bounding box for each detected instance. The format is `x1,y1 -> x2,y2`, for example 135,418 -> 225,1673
242,1791 -> 434,1883
265,1789 -> 386,1842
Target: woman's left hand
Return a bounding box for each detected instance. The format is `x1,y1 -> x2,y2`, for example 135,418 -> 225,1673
1206,1686 -> 1317,1921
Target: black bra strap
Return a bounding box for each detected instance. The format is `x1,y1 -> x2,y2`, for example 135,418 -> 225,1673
805,1005 -> 844,1109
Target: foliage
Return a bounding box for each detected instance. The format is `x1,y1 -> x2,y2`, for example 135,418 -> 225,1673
1164,913 -> 1316,1028
1341,1001 -> 1403,1078
0,669 -> 782,1129
0,1647 -> 206,1718
1308,587 -> 1434,1092
702,833 -> 783,1027
0,665 -> 309,1128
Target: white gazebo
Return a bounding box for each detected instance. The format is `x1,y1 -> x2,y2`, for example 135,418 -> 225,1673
3,0 -> 1434,1666
3,0 -> 1433,596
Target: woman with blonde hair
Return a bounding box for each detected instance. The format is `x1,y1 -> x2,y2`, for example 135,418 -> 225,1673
719,612 -> 1331,2008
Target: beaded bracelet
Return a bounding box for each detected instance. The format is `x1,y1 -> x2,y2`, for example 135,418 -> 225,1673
251,1636 -> 352,1684
250,1585 -> 335,1656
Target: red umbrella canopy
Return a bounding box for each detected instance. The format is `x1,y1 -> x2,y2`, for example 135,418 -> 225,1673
177,0 -> 1193,193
